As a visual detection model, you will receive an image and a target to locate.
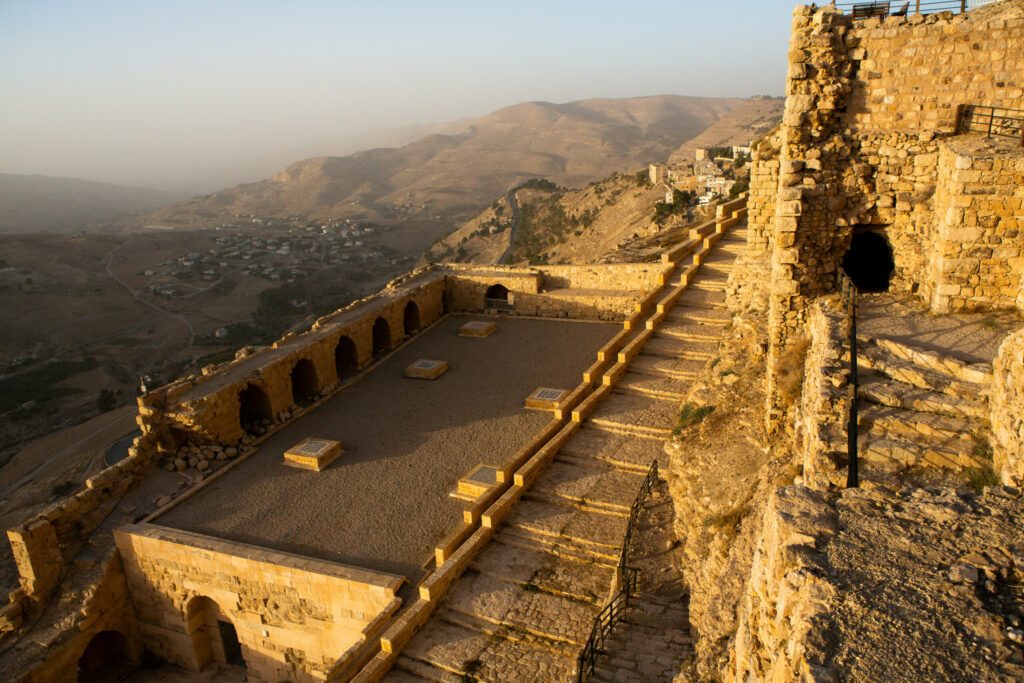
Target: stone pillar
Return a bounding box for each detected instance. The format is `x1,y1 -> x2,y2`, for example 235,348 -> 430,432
765,5 -> 855,427
991,327 -> 1024,487
7,520 -> 63,601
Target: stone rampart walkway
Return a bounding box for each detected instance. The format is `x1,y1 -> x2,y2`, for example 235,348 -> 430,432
382,225 -> 747,682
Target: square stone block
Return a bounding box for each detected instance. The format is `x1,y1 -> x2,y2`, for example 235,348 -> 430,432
459,321 -> 497,337
283,437 -> 343,471
525,387 -> 569,411
404,359 -> 449,380
453,464 -> 499,501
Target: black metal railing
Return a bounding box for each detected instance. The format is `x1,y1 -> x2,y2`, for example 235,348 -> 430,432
956,105 -> 1024,147
575,459 -> 658,682
839,273 -> 860,489
484,297 -> 513,312
830,0 -> 993,18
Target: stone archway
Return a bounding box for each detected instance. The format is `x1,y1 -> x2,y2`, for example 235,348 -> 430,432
842,229 -> 895,292
238,384 -> 272,435
290,358 -> 319,407
334,335 -> 358,381
372,317 -> 391,357
403,300 -> 421,337
186,596 -> 246,671
77,630 -> 133,682
485,284 -> 512,311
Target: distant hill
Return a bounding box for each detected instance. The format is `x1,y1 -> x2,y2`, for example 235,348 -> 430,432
140,95 -> 752,229
0,174 -> 182,234
669,97 -> 784,164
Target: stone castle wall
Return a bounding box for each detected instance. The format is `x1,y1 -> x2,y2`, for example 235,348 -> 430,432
923,138 -> 1024,311
991,326 -> 1024,486
760,2 -> 1024,422
115,525 -> 402,683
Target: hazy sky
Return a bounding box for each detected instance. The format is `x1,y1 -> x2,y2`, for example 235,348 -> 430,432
0,0 -> 798,192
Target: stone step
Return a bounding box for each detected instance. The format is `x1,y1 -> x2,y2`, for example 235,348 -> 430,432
527,459 -> 643,514
859,435 -> 986,471
643,335 -> 717,361
558,425 -> 664,472
690,277 -> 728,292
859,405 -> 983,444
859,375 -> 989,421
438,608 -> 579,657
858,334 -> 994,385
398,619 -> 491,679
437,610 -> 579,682
858,343 -> 989,400
716,241 -> 747,254
671,287 -> 726,310
616,371 -> 688,401
587,392 -> 679,438
698,263 -> 734,278
505,498 -> 628,551
654,320 -> 724,343
496,528 -> 620,569
664,305 -> 731,326
442,570 -> 601,647
470,539 -> 614,605
392,654 -> 465,682
630,354 -> 706,381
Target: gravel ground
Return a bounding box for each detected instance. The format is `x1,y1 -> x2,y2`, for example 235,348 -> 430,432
157,316 -> 617,586
859,292 -> 1021,364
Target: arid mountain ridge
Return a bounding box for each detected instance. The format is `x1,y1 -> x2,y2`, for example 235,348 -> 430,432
140,95 -> 755,229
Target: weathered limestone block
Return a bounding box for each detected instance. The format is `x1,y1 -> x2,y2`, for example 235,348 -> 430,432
727,486 -> 839,683
991,326 -> 1024,487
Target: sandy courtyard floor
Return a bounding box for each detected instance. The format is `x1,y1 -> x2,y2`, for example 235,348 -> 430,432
156,315 -> 617,585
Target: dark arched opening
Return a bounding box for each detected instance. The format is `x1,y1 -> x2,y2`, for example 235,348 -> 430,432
290,358 -> 319,407
186,596 -> 246,670
372,317 -> 391,357
334,335 -> 358,382
78,630 -> 132,682
403,301 -> 421,337
842,230 -> 895,292
238,384 -> 272,434
485,284 -> 512,311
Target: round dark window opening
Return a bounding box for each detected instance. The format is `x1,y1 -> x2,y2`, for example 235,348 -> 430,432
842,230 -> 895,292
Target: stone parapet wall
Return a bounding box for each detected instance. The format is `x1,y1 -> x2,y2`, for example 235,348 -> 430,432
727,486 -> 839,683
843,4 -> 1024,134
1,550 -> 143,683
923,137 -> 1024,312
991,326 -> 1024,486
115,524 -> 402,683
795,299 -> 851,490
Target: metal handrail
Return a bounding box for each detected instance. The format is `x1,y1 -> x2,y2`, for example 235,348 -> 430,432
955,104 -> 1024,147
575,459 -> 658,682
829,0 -> 993,17
838,273 -> 860,488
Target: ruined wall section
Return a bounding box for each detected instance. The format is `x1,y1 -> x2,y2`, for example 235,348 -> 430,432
923,137 -> 1024,312
843,4 -> 1024,134
114,525 -> 402,683
727,486 -> 839,683
794,299 -> 851,490
729,128 -> 781,313
991,326 -> 1024,487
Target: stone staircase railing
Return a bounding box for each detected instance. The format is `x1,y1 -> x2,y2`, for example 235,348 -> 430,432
574,459 -> 658,682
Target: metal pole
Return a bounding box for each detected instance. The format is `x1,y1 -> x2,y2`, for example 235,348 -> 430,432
915,0 -> 921,14
960,0 -> 967,13
846,285 -> 859,489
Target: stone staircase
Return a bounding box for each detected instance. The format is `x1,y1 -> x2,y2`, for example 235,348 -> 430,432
382,225 -> 745,683
856,334 -> 995,480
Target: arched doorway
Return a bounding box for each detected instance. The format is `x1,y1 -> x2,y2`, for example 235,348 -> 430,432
334,335 -> 358,381
372,317 -> 391,357
403,300 -> 421,337
290,358 -> 319,407
485,284 -> 512,311
78,630 -> 133,682
238,384 -> 272,434
842,229 -> 895,292
186,596 -> 246,670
